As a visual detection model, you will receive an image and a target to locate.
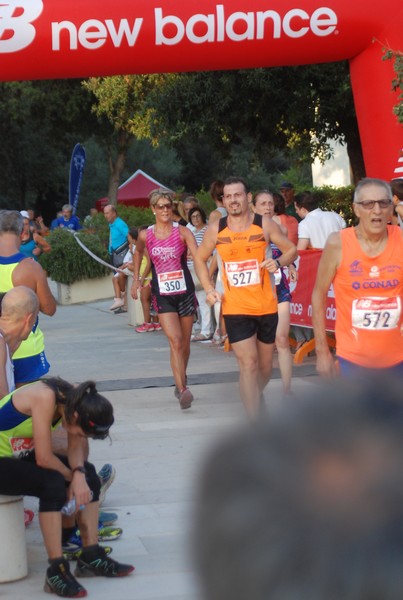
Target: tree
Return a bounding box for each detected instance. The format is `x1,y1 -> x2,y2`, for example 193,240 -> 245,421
0,79 -> 95,219
82,74 -> 172,204
149,62 -> 366,184
383,49 -> 403,125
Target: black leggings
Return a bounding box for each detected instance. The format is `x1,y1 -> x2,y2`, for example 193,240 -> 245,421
0,452 -> 101,512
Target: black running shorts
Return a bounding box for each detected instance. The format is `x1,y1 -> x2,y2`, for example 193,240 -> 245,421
224,313 -> 278,345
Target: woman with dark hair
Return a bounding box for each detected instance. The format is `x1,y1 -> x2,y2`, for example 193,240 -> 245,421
0,377 -> 134,597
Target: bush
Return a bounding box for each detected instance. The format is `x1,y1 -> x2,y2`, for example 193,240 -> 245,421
39,229 -> 110,285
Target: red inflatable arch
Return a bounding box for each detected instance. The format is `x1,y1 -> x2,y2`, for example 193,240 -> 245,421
1,0 -> 402,179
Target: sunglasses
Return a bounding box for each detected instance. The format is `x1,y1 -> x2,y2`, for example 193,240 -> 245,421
155,203 -> 172,210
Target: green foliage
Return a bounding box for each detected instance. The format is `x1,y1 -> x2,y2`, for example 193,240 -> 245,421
383,49 -> 403,124
39,229 -> 110,285
311,185 -> 355,225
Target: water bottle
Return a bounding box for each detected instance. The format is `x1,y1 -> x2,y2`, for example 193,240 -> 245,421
61,492 -> 93,516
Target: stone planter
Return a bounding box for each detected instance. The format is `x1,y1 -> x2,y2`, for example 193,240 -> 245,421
56,275 -> 113,305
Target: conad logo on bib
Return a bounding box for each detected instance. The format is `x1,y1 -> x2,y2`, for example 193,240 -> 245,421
0,0 -> 43,53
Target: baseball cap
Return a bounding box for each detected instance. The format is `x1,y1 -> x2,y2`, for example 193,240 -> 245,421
20,210 -> 30,219
279,182 -> 294,190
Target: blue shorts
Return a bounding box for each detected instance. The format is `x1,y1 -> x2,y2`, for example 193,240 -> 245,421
338,357 -> 403,380
13,351 -> 50,385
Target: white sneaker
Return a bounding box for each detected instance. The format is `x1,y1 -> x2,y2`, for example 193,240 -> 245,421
109,298 -> 124,311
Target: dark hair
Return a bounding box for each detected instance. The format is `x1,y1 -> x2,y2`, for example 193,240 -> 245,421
294,191 -> 318,212
128,227 -> 139,241
391,179 -> 403,201
209,180 -> 224,202
42,377 -> 114,440
223,177 -> 249,194
273,192 -> 286,215
188,206 -> 207,225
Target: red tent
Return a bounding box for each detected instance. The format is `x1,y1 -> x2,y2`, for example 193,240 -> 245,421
95,169 -> 173,210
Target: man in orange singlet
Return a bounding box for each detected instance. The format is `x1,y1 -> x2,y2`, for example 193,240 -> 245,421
312,178 -> 403,379
194,177 -> 297,419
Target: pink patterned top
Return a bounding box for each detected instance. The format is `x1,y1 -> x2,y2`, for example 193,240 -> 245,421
146,223 -> 194,296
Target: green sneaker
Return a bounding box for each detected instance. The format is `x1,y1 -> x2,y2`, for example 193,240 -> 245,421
74,546 -> 134,578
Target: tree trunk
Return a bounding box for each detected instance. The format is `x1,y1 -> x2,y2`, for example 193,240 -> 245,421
340,115 -> 366,184
107,130 -> 132,205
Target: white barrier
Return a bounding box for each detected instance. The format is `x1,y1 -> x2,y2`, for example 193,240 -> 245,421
0,495 -> 28,582
127,276 -> 144,327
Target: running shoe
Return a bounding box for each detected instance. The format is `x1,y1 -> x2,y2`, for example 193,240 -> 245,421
153,323 -> 162,331
24,508 -> 34,527
63,543 -> 113,562
75,545 -> 134,578
98,511 -> 118,526
67,525 -> 123,548
44,558 -> 87,597
135,322 -> 155,333
179,387 -> 193,410
98,463 -> 116,506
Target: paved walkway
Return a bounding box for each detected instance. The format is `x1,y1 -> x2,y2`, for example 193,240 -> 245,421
2,293 -> 320,600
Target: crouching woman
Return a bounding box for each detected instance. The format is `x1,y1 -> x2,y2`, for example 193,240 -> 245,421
0,377 -> 134,598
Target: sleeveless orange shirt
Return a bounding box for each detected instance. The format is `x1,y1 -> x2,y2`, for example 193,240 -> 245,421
334,225 -> 403,367
216,214 -> 277,316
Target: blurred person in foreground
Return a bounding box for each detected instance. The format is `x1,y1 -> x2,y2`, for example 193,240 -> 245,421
195,375 -> 403,600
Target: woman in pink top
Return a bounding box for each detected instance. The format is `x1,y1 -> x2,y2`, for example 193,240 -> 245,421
131,190 -> 199,410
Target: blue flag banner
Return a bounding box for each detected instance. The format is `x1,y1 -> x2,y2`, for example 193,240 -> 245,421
69,144 -> 86,215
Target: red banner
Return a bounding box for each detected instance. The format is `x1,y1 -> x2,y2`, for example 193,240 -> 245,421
289,249 -> 336,331
0,1 -> 401,179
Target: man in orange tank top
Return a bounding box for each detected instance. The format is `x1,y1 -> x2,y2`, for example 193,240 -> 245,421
194,177 -> 297,419
312,178 -> 403,379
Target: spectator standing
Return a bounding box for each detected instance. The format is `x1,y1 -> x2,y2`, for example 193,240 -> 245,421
312,178 -> 403,379
391,178 -> 403,229
279,181 -> 300,221
273,192 -> 299,245
293,192 -> 346,352
295,192 -> 346,250
103,204 -> 129,311
187,207 -> 213,341
207,180 -> 227,343
50,204 -> 82,231
183,196 -> 199,232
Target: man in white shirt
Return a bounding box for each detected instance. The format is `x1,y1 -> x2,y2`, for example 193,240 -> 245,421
295,192 -> 346,250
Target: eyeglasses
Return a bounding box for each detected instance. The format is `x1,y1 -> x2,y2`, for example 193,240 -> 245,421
192,214 -> 202,219
355,200 -> 392,209
155,203 -> 172,210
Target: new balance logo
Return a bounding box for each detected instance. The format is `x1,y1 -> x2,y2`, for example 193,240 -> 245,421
0,0 -> 43,52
